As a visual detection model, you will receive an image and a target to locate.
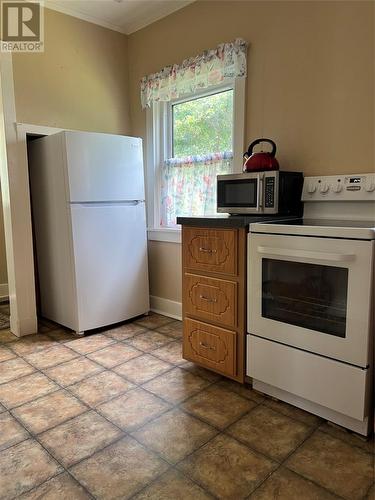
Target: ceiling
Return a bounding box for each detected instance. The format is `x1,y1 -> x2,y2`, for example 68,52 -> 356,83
45,0 -> 195,35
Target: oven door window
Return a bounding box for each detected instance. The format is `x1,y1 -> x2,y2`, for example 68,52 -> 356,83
262,259 -> 348,338
217,179 -> 257,207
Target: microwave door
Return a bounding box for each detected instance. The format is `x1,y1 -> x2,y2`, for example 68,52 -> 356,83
217,175 -> 261,214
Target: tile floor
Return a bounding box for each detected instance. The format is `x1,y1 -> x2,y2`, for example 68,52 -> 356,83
0,308 -> 374,499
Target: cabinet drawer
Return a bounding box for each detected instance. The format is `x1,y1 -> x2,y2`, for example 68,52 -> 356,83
183,227 -> 237,275
185,273 -> 237,328
183,318 -> 236,377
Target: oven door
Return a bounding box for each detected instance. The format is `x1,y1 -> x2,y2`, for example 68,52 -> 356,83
217,174 -> 263,214
248,233 -> 374,367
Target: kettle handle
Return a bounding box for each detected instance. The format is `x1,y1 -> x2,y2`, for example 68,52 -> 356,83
246,138 -> 277,157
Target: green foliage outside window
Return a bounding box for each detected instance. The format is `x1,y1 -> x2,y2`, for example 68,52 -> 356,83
172,89 -> 234,157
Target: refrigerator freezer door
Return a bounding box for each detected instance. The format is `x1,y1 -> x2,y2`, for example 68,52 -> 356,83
70,202 -> 149,331
64,131 -> 145,202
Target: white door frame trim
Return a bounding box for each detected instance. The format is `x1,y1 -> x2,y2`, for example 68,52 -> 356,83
0,52 -> 37,337
0,50 -> 63,336
17,123 -> 64,137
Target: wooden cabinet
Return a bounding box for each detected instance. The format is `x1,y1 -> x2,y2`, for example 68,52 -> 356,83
184,318 -> 236,377
183,227 -> 237,275
182,226 -> 246,383
184,273 -> 237,328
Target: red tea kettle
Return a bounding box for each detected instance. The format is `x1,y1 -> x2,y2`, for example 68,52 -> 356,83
243,138 -> 279,172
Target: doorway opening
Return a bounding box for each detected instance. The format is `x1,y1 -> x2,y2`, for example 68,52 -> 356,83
0,186 -> 9,329
26,133 -> 45,322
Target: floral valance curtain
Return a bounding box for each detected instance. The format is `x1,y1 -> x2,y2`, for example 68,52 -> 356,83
160,152 -> 233,227
140,39 -> 247,109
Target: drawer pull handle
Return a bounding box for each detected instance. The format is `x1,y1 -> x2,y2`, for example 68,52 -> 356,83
199,247 -> 217,254
199,295 -> 217,303
199,342 -> 216,351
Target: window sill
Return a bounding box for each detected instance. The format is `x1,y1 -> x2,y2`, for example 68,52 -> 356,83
147,228 -> 181,244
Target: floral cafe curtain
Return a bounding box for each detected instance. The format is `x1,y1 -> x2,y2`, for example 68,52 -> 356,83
140,38 -> 248,109
160,152 -> 233,227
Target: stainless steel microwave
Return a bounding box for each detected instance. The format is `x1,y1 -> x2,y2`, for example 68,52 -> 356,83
217,171 -> 303,215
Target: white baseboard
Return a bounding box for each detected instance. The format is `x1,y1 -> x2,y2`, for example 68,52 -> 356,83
150,295 -> 182,321
0,283 -> 8,301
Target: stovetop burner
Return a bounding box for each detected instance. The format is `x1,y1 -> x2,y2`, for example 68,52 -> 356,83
250,217 -> 375,239
266,218 -> 375,229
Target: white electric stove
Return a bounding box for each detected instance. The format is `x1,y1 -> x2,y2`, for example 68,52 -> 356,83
247,173 -> 375,435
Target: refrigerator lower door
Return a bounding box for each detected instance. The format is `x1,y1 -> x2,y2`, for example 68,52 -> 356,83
70,202 -> 149,332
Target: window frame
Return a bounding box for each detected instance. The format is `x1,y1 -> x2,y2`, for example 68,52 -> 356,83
146,77 -> 246,243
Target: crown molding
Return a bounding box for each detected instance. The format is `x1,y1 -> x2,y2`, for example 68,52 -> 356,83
44,1 -> 127,33
124,1 -> 195,34
44,1 -> 195,35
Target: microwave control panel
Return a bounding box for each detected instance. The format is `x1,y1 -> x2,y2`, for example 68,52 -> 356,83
264,177 -> 275,207
302,173 -> 375,201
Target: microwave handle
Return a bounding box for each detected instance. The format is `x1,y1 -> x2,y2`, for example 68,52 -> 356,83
256,174 -> 264,211
257,246 -> 356,263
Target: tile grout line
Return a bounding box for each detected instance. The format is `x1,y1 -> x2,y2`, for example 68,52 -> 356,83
9,471 -> 97,500
5,412 -> 97,500
3,356 -> 130,498
2,327 -> 185,419
241,395 -> 375,457
243,424 -> 319,499
123,392 -> 268,498
1,317 -> 373,499
44,322 -> 180,373
3,354 -> 367,500
125,378 -> 370,500
127,461 -> 220,500
362,480 -> 375,500
1,326 -> 182,409
0,324 -> 177,372
0,330 -> 322,442
47,342 -> 231,497
1,339 -> 134,498
282,427 -> 374,500
1,313 -> 174,358
247,407 -> 355,499
5,355 -> 139,498
245,425 -> 350,500
5,316 -> 225,496
3,343 -> 375,456
0,319 -> 188,498
315,421 -> 375,456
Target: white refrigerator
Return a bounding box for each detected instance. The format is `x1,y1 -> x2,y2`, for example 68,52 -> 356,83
29,130 -> 150,335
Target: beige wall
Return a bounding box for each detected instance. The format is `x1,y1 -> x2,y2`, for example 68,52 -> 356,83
148,241 -> 182,302
1,2 -> 374,306
127,0 -> 375,303
13,8 -> 130,134
0,8 -> 130,293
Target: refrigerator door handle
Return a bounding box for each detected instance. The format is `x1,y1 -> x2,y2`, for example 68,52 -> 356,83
70,200 -> 145,207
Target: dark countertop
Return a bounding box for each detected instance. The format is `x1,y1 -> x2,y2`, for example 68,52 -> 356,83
176,214 -> 299,228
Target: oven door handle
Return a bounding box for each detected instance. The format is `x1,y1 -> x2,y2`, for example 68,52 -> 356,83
257,246 -> 356,263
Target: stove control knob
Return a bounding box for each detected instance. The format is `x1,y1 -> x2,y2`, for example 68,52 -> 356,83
365,182 -> 375,192
332,183 -> 343,193
307,183 -> 316,194
319,182 -> 329,194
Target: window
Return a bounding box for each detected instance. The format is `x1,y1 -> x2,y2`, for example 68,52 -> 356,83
142,38 -> 247,242
147,79 -> 245,241
159,88 -> 235,228
172,89 -> 233,157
